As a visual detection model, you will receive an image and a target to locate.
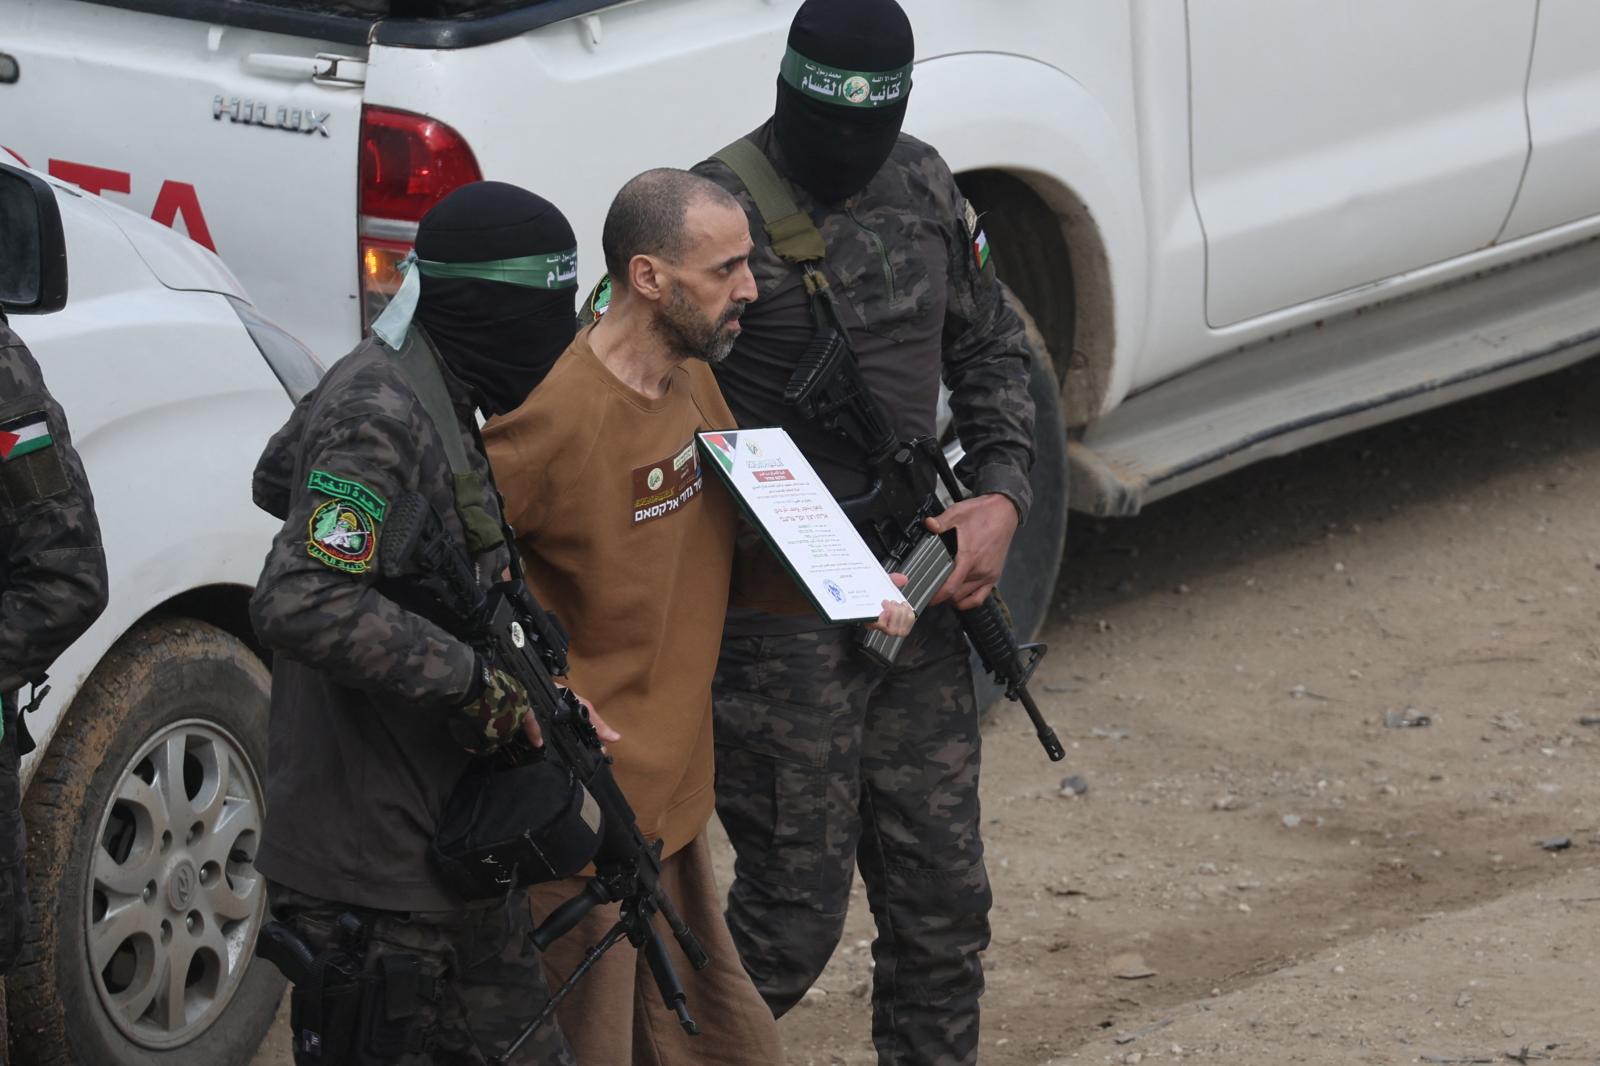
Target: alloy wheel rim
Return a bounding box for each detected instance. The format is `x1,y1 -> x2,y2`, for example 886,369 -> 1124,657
85,718 -> 265,1048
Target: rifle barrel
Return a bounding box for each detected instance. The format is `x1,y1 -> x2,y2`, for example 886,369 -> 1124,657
1013,685 -> 1066,762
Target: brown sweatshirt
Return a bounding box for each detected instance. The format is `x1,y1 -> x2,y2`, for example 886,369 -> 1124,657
484,326 -> 736,860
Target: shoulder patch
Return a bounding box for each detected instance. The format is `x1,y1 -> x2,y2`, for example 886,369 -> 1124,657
307,469 -> 388,521
962,198 -> 980,239
961,199 -> 991,270
0,410 -> 67,506
308,498 -> 378,573
589,275 -> 612,319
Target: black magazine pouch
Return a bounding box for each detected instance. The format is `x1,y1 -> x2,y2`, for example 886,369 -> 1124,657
361,953 -> 426,1060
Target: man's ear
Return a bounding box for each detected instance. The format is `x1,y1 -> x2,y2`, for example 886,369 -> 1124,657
629,254 -> 665,303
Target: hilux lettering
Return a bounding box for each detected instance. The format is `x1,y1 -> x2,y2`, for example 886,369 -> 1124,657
212,96 -> 331,137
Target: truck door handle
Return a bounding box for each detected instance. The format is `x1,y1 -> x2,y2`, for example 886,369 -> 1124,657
243,52 -> 367,87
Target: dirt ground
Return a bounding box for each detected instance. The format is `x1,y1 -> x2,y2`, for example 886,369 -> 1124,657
257,355 -> 1600,1065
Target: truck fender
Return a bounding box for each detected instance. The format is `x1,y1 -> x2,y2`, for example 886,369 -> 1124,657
904,52 -> 1149,416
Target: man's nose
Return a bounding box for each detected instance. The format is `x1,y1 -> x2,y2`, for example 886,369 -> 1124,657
734,263 -> 758,303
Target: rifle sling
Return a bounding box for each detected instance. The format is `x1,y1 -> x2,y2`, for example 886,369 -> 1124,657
386,328 -> 506,556
712,138 -> 852,339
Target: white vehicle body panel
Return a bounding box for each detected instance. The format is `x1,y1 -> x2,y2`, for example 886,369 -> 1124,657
1499,0 -> 1600,241
3,0 -> 1598,481
1186,0 -> 1535,328
2,0 -> 364,360
10,175 -> 289,773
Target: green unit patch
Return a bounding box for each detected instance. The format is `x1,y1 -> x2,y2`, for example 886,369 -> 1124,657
307,469 -> 388,521
308,498 -> 378,574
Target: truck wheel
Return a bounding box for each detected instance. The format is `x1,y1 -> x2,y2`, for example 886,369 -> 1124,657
11,617 -> 283,1066
940,290 -> 1070,716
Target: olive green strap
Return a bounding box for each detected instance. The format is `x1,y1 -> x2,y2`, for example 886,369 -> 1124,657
388,329 -> 506,555
714,138 -> 826,264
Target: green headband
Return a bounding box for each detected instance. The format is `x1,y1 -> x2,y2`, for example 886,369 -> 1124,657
371,248 -> 579,350
779,46 -> 911,109
416,249 -> 578,290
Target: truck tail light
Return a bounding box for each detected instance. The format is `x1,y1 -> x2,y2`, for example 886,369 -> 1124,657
358,106 -> 481,333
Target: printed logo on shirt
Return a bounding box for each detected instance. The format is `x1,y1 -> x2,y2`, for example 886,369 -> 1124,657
630,438 -> 703,526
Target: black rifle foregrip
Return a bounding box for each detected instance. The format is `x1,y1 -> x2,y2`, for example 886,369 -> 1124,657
958,597 -> 1066,762
958,597 -> 1022,678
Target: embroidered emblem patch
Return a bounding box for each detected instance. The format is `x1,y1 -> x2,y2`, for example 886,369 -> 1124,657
973,229 -> 990,271
308,498 -> 378,573
589,275 -> 613,319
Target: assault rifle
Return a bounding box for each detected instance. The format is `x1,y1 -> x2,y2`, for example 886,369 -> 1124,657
378,493 -> 709,1060
784,330 -> 1066,762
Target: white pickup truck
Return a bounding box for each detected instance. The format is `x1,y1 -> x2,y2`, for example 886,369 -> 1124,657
3,1 -> 1600,1060
0,162 -> 314,1065
7,0 -> 1600,642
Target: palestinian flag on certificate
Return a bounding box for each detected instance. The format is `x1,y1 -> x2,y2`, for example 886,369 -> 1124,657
0,416 -> 52,461
701,431 -> 737,474
972,229 -> 990,271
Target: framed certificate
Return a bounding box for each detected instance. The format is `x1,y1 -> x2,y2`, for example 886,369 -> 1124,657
699,427 -> 909,624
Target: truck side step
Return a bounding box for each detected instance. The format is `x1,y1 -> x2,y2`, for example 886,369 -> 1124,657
1069,237 -> 1600,516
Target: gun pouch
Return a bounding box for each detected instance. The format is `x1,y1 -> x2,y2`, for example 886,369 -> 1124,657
432,750 -> 604,901
287,943 -> 363,1064
359,953 -> 428,1060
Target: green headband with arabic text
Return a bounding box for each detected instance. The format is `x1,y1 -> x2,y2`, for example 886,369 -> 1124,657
371,248 -> 578,350
779,46 -> 912,109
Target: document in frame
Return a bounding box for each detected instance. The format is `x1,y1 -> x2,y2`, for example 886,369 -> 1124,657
698,427 -> 909,624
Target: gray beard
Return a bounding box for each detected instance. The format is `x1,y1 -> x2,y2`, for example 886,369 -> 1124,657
652,285 -> 741,364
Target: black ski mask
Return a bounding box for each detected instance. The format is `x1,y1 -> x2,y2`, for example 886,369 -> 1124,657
773,0 -> 914,204
410,181 -> 578,416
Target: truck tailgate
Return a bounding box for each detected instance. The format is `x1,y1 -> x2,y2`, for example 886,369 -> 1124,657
1,0 -> 365,361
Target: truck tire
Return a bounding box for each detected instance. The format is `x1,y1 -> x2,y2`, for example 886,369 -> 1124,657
973,292 -> 1069,715
11,617 -> 283,1066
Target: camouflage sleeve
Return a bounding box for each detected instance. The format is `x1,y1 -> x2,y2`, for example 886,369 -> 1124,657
935,162 -> 1038,522
251,401 -> 305,521
0,339 -> 110,695
248,411 -> 476,708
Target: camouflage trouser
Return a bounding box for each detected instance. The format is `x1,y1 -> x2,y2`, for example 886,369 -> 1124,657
268,884 -> 574,1066
713,605 -> 991,1066
0,696 -> 29,975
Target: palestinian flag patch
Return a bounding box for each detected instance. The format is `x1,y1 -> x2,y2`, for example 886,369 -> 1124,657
973,229 -> 991,271
0,415 -> 52,461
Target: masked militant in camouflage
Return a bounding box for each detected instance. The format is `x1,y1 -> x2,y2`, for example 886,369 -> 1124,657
691,0 -> 1039,1061
248,182 -> 581,1065
0,316 -> 109,975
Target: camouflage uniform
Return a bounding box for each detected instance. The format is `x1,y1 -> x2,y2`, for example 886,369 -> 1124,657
694,125 -> 1035,1065
269,884 -> 556,1066
250,332 -> 572,1064
0,317 -> 109,973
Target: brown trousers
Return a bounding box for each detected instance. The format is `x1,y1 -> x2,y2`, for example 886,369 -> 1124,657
528,831 -> 783,1065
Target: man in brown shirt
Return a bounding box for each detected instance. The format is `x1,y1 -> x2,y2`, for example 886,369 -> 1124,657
489,169 -> 912,1063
